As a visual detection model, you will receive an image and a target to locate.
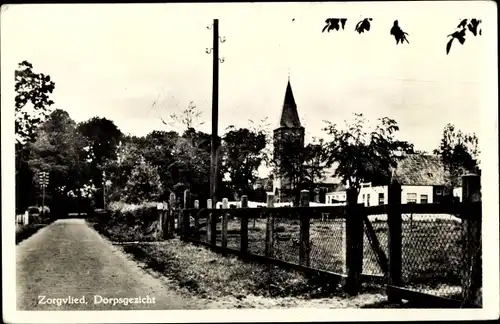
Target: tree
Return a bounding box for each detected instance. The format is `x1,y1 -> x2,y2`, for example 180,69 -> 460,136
15,61 -> 56,145
142,130 -> 180,194
105,135 -> 146,202
123,162 -> 163,204
168,128 -> 212,200
78,117 -> 123,206
433,123 -> 480,188
303,137 -> 331,189
323,113 -> 414,197
27,109 -> 87,211
161,101 -> 205,130
14,61 -> 56,212
221,127 -> 267,199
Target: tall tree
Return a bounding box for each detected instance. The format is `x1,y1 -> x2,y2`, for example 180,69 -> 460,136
14,61 -> 56,212
303,137 -> 331,189
323,113 -> 414,196
123,161 -> 163,204
78,117 -> 123,206
433,123 -> 480,188
15,61 -> 56,145
221,127 -> 267,199
27,109 -> 86,211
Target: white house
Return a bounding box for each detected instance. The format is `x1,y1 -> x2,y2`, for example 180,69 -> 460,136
325,154 -> 453,206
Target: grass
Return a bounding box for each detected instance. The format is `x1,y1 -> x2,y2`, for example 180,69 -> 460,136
16,223 -> 47,244
120,239 -> 350,299
203,214 -> 464,298
95,207 -> 466,301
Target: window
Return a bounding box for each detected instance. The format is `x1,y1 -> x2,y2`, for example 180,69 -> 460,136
407,193 -> 417,204
362,194 -> 365,205
378,193 -> 385,205
420,194 -> 428,204
366,194 -> 371,207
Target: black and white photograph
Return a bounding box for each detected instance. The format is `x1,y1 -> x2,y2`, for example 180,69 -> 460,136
1,1 -> 498,323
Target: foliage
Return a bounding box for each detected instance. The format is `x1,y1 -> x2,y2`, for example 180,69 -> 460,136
15,61 -> 56,145
162,101 -> 205,130
323,113 -> 414,195
390,20 -> 409,44
221,127 -> 267,199
321,17 -> 483,51
303,137 -> 331,188
446,19 -> 482,54
168,128 -> 212,199
15,61 -> 56,211
123,162 -> 163,204
433,123 -> 480,188
78,117 -> 123,167
78,117 -> 123,205
355,18 -> 372,34
27,109 -> 87,202
322,18 -> 347,32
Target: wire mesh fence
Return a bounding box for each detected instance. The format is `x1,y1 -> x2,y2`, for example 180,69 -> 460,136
309,216 -> 346,274
271,211 -> 301,265
400,213 -> 463,299
247,214 -> 267,256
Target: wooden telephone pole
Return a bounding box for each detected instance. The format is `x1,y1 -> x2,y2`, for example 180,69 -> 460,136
210,19 -> 220,207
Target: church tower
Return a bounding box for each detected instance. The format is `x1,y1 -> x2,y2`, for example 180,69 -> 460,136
272,80 -> 305,202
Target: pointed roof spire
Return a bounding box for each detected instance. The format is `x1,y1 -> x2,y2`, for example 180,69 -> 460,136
279,80 -> 302,128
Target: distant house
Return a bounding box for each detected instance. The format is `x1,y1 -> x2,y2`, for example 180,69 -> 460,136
325,154 -> 454,206
325,183 -> 347,204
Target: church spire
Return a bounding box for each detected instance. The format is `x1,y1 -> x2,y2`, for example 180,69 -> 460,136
279,80 -> 301,128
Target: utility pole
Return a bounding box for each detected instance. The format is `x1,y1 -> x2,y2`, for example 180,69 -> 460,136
102,170 -> 106,209
208,19 -> 225,207
39,171 -> 49,216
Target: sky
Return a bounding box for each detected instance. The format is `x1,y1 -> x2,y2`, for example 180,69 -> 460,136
1,2 -> 497,177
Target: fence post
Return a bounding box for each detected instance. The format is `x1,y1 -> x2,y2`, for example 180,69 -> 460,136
345,188 -> 364,296
168,192 -> 176,238
206,199 -> 213,244
182,190 -> 191,240
299,189 -> 311,267
240,195 -> 249,254
162,203 -> 169,239
387,181 -> 402,303
193,200 -> 200,239
461,174 -> 482,307
265,192 -> 275,258
221,198 -> 229,249
157,203 -> 164,238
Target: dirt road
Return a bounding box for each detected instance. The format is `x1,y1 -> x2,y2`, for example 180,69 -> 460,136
16,219 -> 202,310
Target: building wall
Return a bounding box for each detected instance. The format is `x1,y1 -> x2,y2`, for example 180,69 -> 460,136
359,185 -> 389,206
326,185 -> 436,206
400,185 -> 434,204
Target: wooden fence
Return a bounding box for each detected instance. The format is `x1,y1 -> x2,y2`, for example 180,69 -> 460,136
157,174 -> 482,308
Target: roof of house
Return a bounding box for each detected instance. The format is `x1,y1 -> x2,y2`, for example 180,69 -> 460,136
392,154 -> 448,186
278,80 -> 302,128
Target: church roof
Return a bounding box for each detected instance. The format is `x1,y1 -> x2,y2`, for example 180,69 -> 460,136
279,80 -> 302,128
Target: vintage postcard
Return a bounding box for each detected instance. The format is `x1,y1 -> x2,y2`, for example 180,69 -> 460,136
1,1 -> 498,323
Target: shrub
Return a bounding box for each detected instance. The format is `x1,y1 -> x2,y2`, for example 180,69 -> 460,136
94,202 -> 162,242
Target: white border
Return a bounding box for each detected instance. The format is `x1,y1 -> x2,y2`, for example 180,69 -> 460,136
2,2 -> 498,323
